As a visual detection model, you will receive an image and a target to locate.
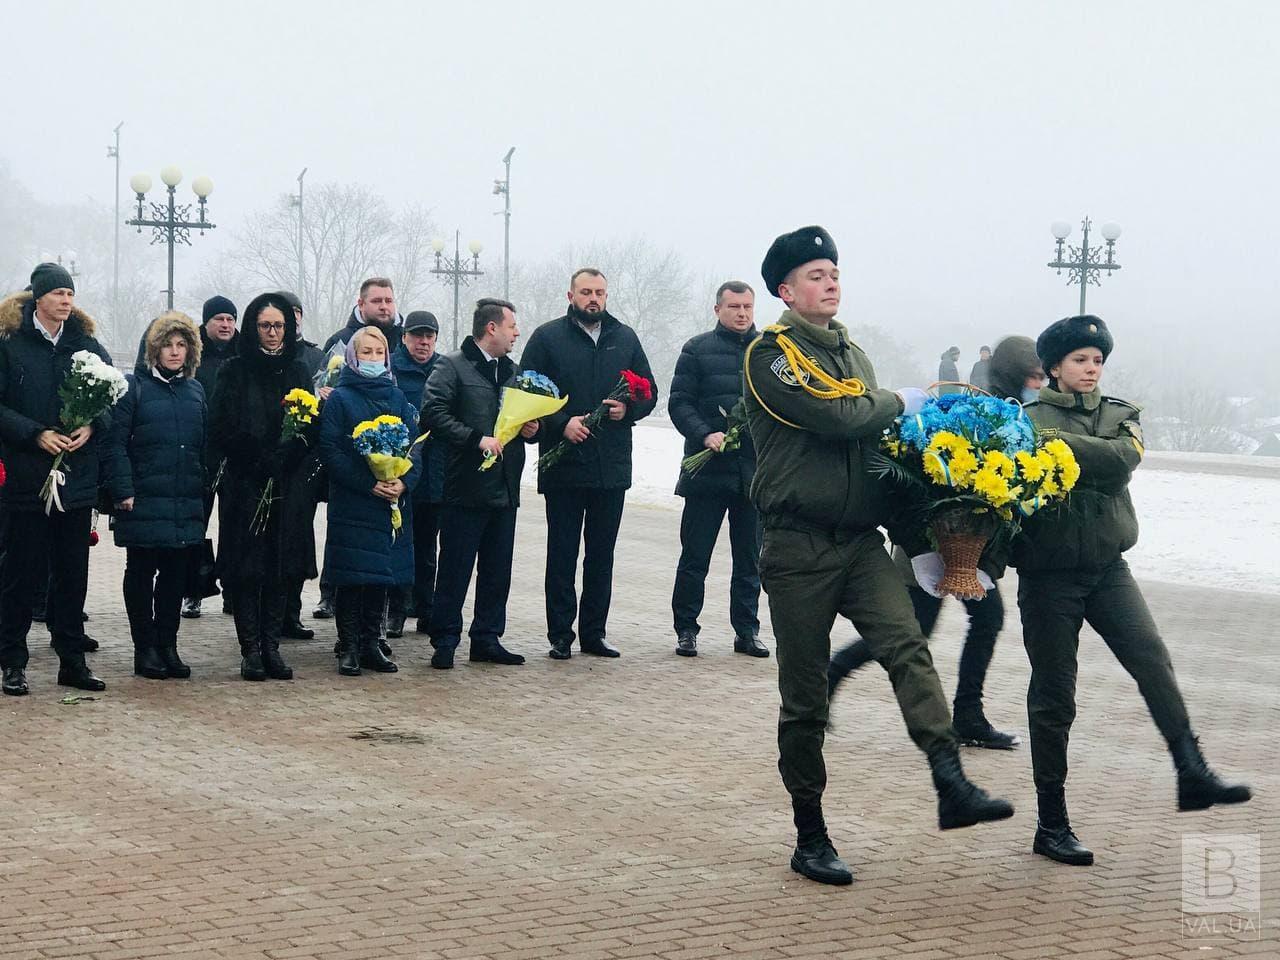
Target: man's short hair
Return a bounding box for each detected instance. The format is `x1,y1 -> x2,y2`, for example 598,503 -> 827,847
472,297 -> 516,339
570,268 -> 606,289
359,277 -> 394,298
715,280 -> 754,304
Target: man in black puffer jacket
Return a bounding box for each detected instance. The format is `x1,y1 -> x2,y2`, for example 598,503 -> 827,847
519,268 -> 657,660
0,264 -> 113,696
668,280 -> 765,659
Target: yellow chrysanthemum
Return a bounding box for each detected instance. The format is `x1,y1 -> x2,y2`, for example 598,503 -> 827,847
1057,453 -> 1081,492
949,449 -> 979,488
972,465 -> 1014,507
882,438 -> 904,458
924,451 -> 948,485
983,449 -> 1017,480
1036,449 -> 1056,474
1040,475 -> 1060,497
1015,450 -> 1044,482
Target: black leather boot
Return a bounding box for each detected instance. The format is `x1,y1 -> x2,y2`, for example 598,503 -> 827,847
952,706 -> 1021,750
57,652 -> 107,691
233,587 -> 266,681
675,631 -> 698,657
788,802 -> 853,885
358,590 -> 397,673
2,666 -> 29,696
133,645 -> 168,680
259,586 -> 293,680
1170,734 -> 1252,811
158,645 -> 191,679
928,743 -> 1015,830
1032,788 -> 1094,866
335,590 -> 362,676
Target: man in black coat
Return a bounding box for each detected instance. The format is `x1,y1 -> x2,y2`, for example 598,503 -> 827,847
181,294 -> 238,620
390,311 -> 444,635
0,264 -> 112,695
422,298 -> 536,669
668,281 -> 766,659
320,277 -> 404,357
518,268 -> 657,659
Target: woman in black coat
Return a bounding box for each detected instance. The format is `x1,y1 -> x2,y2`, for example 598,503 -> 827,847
209,293 -> 317,681
104,312 -> 207,680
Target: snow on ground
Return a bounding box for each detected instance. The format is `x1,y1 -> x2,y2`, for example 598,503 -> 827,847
529,422 -> 1279,596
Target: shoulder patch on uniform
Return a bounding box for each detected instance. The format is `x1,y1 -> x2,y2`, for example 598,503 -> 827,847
770,353 -> 808,386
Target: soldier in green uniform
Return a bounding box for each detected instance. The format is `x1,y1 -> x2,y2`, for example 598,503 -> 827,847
1014,315 -> 1252,866
746,226 -> 1013,886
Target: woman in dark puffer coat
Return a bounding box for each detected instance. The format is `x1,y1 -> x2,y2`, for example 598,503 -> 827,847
209,293 -> 317,682
104,312 -> 207,680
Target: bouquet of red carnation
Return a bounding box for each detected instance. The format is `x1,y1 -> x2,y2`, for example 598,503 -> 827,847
536,369 -> 653,473
0,459 -> 6,488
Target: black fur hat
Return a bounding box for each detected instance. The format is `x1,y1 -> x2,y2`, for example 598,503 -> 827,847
1036,314 -> 1114,372
761,225 -> 838,298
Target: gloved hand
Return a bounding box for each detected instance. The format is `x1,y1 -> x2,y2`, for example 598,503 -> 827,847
896,387 -> 929,417
910,551 -> 994,599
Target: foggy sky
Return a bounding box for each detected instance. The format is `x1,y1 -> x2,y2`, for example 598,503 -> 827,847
4,0 -> 1278,381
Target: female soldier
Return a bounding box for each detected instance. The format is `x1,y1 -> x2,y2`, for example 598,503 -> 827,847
104,312 -> 206,680
318,326 -> 419,677
209,293 -> 317,681
1015,315 -> 1250,866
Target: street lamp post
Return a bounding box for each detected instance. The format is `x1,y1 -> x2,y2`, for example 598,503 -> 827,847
126,165 -> 216,310
430,231 -> 484,349
493,146 -> 514,300
107,122 -> 123,332
290,167 -> 307,296
1047,216 -> 1122,315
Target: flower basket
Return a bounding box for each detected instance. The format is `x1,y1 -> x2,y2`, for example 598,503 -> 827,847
930,508 -> 996,599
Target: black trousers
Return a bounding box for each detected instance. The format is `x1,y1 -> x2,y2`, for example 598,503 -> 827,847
1018,560 -> 1192,794
830,583 -> 1004,714
430,505 -> 517,650
123,546 -> 188,650
408,500 -> 442,621
0,506 -> 93,669
671,493 -> 761,639
543,488 -> 626,647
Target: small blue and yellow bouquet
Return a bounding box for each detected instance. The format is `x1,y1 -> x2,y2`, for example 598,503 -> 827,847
480,370 -> 567,471
352,415 -> 422,536
875,394 -> 1080,597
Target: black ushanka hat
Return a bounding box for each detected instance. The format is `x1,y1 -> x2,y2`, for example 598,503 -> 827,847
1036,314 -> 1114,371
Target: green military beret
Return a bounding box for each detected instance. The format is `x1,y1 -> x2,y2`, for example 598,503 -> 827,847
1036,314 -> 1114,371
761,225 -> 838,298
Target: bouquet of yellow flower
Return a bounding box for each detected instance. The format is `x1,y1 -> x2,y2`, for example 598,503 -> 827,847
874,394 -> 1080,597
251,388 -> 319,534
352,414 -> 425,537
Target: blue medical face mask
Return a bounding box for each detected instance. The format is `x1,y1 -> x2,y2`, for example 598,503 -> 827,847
357,360 -> 386,378
1021,387 -> 1040,403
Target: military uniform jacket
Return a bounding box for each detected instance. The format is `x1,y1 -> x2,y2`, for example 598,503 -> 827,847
743,311 -> 904,534
1012,386 -> 1143,572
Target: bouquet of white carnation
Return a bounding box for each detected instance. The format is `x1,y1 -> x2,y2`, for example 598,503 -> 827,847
40,350 -> 129,514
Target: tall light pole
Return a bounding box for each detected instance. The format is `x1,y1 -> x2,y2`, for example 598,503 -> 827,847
430,230 -> 484,348
291,167 -> 307,296
126,166 -> 216,310
107,122 -> 123,335
1047,216 -> 1122,315
493,146 -> 514,300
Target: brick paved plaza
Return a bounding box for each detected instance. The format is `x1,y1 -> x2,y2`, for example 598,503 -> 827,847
1,500 -> 1275,959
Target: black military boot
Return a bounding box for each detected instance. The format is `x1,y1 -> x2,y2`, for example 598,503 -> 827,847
928,743 -> 1015,830
675,631 -> 698,657
57,652 -> 107,692
133,645 -> 168,680
358,593 -> 397,673
952,705 -> 1021,750
334,593 -> 362,676
1170,734 -> 1253,811
1032,788 -> 1094,866
158,644 -> 191,679
788,802 -> 853,885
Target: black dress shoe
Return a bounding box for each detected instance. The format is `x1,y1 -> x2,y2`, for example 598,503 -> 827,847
181,597 -> 202,619
379,638 -> 394,658
133,646 -> 169,680
580,638 -> 620,658
83,634 -> 99,652
471,642 -> 525,665
431,646 -> 455,670
790,837 -> 854,885
280,619 -> 315,640
2,667 -> 28,696
1033,822 -> 1095,866
387,615 -> 406,639
734,635 -> 770,658
57,662 -> 107,692
675,632 -> 698,657
312,598 -> 334,619
953,711 -> 1021,750
548,640 -> 573,660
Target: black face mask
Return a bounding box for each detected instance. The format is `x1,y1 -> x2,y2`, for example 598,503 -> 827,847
568,303 -> 605,327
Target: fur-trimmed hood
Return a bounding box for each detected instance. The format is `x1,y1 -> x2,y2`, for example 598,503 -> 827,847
142,311 -> 202,377
0,289 -> 97,339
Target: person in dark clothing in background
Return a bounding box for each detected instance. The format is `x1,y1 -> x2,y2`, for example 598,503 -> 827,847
181,295 -> 239,620
668,280 -> 765,659
518,268 -> 657,660
937,346 -> 962,394
968,345 -> 992,392
389,311 -> 444,636
0,264 -> 112,696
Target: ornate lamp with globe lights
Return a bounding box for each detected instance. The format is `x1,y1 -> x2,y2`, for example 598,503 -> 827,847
126,165 -> 216,309
430,231 -> 484,348
1047,217 -> 1121,315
